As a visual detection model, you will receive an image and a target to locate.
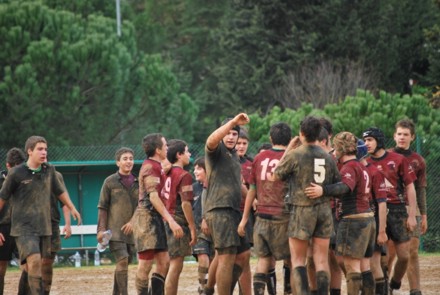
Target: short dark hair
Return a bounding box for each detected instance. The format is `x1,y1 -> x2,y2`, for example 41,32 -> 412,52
167,139 -> 187,164
239,127 -> 250,140
270,122 -> 291,146
395,118 -> 416,135
142,133 -> 164,157
319,117 -> 333,136
300,116 -> 322,143
25,136 -> 47,154
257,143 -> 272,153
115,147 -> 134,161
6,148 -> 26,167
194,157 -> 205,170
318,127 -> 329,143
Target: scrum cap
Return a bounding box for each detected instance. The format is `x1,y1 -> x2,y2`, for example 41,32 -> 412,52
362,127 -> 385,149
356,139 -> 368,160
221,118 -> 240,134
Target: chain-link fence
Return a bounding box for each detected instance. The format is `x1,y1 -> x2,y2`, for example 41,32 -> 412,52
1,138 -> 439,251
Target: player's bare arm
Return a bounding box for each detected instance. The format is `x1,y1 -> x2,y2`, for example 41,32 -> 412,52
406,182 -> 417,231
272,136 -> 300,181
58,191 -> 82,225
97,208 -> 108,243
0,233 -> 4,246
206,113 -> 250,151
0,198 -> 5,212
181,200 -> 197,246
377,202 -> 387,245
150,191 -> 184,238
238,186 -> 256,237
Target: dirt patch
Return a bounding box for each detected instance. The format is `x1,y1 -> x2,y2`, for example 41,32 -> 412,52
4,256 -> 440,294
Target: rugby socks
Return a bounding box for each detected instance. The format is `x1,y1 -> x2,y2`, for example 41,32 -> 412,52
375,278 -> 386,295
17,271 -> 30,295
202,286 -> 215,295
267,268 -> 276,295
230,264 -> 243,294
283,263 -> 292,294
28,275 -> 43,295
361,271 -> 375,295
0,276 -> 3,295
346,272 -> 362,295
410,289 -> 422,295
135,275 -> 149,295
113,272 -> 120,295
253,273 -> 266,295
150,273 -> 165,295
198,266 -> 209,293
330,288 -> 341,295
316,271 -> 329,295
292,266 -> 309,295
115,270 -> 128,295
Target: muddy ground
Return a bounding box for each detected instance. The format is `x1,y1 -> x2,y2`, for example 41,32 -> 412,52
4,255 -> 440,294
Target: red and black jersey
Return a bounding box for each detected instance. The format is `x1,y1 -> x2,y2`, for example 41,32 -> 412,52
339,159 -> 372,216
391,147 -> 427,190
366,151 -> 416,205
138,158 -> 166,208
250,149 -> 288,216
162,166 -> 194,220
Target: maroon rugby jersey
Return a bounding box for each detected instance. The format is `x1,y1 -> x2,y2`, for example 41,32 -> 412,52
162,166 -> 194,218
339,159 -> 372,216
366,151 -> 416,204
249,149 -> 287,216
138,158 -> 166,206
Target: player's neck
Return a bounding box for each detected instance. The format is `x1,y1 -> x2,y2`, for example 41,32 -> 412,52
372,148 -> 386,158
272,144 -> 286,150
26,159 -> 41,170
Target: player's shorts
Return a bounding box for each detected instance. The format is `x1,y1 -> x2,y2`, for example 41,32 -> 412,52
109,241 -> 136,262
165,222 -> 192,258
205,208 -> 250,255
253,214 -> 290,260
386,204 -> 411,243
287,202 -> 333,240
132,208 -> 167,254
335,216 -> 375,259
50,224 -> 61,254
0,224 -> 16,260
192,236 -> 214,257
15,235 -> 51,264
409,216 -> 422,238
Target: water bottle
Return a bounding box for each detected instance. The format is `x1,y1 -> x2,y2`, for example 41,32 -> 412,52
74,251 -> 81,268
97,229 -> 112,252
94,250 -> 100,266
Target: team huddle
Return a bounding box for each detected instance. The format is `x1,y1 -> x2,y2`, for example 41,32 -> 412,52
0,114 -> 427,295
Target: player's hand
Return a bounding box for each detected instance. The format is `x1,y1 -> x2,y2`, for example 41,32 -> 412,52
0,233 -> 5,246
71,208 -> 82,225
97,231 -> 104,243
201,218 -> 210,236
189,225 -> 197,246
237,220 -> 247,237
421,215 -> 428,235
233,113 -> 250,126
252,199 -> 258,211
407,215 -> 417,232
121,222 -> 133,235
377,230 -> 387,246
287,136 -> 301,150
169,220 -> 184,239
304,183 -> 323,199
63,225 -> 72,239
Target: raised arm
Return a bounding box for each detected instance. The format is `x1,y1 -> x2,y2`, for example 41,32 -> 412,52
206,113 -> 250,151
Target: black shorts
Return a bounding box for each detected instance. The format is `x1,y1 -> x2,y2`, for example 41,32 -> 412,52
0,224 -> 16,261
335,217 -> 375,259
386,204 -> 411,243
132,208 -> 167,253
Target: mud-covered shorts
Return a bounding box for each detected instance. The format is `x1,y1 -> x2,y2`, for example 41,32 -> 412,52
288,202 -> 333,240
15,235 -> 51,264
205,208 -> 250,255
192,235 -> 214,258
335,216 -> 375,259
0,224 -> 16,260
253,214 -> 290,260
109,241 -> 136,262
132,208 -> 167,254
387,204 -> 411,243
330,210 -> 339,250
165,221 -> 192,258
